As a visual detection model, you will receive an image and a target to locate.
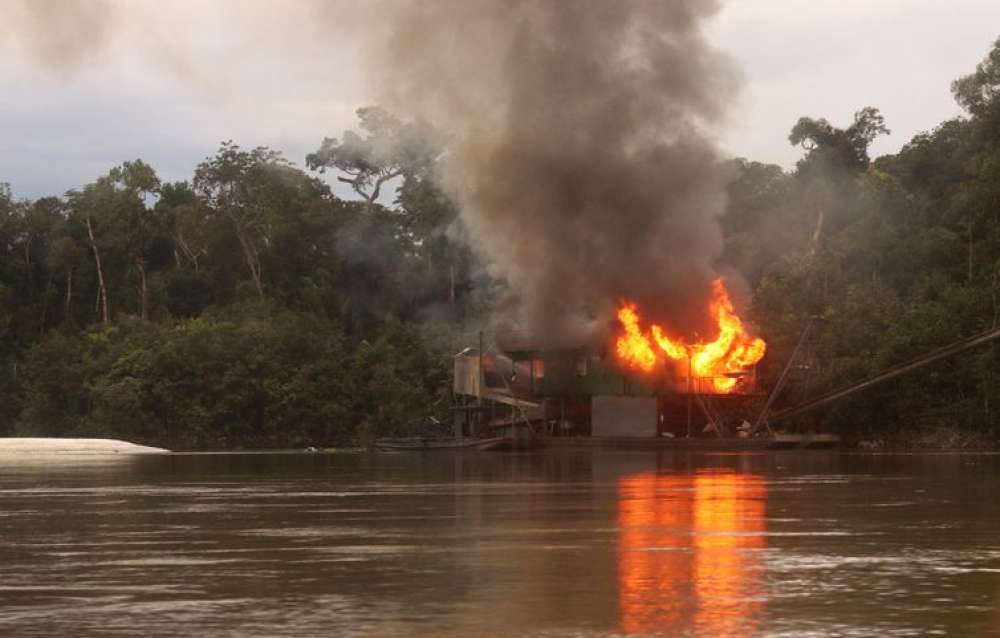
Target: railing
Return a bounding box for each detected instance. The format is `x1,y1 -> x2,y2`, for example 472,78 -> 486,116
672,373 -> 756,396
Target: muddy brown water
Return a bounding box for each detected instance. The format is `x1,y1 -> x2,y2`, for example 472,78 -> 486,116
1,450 -> 999,637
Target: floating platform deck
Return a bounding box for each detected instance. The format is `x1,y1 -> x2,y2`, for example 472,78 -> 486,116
373,436 -> 513,452
540,433 -> 840,451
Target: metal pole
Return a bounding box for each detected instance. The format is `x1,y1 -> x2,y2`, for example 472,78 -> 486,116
477,331 -> 483,437
753,318 -> 815,435
770,324 -> 1000,424
695,393 -> 722,437
686,356 -> 693,438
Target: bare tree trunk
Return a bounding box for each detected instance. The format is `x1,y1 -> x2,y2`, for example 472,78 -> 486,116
138,261 -> 148,320
65,267 -> 73,321
449,263 -> 456,305
24,240 -> 33,290
342,169 -> 402,216
968,218 -> 975,283
341,297 -> 352,329
237,230 -> 264,300
39,273 -> 53,334
809,207 -> 825,254
86,216 -> 110,325
175,234 -> 202,272
251,264 -> 263,299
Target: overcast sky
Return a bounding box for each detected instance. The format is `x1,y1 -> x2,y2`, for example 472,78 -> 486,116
2,0 -> 999,200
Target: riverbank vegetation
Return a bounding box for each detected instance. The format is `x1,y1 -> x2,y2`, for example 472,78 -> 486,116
3,40 -> 1000,448
729,38 -> 1000,446
0,114 -> 467,449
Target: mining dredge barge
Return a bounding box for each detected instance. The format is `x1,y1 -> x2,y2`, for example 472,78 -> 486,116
451,329 -> 803,450
451,323 -> 1000,450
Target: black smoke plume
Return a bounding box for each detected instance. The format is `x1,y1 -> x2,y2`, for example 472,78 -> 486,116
4,0 -> 741,347
363,0 -> 740,347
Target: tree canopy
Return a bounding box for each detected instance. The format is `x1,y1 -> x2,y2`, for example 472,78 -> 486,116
0,110 -> 472,448
6,37 -> 1000,449
306,106 -> 441,211
789,107 -> 890,174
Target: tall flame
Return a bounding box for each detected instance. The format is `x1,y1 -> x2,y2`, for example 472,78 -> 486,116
615,304 -> 658,371
614,278 -> 766,393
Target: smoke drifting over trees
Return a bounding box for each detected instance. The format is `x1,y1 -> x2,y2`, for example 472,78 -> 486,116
3,0 -> 115,70
8,2 -> 1000,446
362,0 -> 740,346
6,1 -> 741,346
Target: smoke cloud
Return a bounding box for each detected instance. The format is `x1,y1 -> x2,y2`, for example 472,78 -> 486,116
3,0 -> 116,71
4,0 -> 741,348
361,0 -> 741,348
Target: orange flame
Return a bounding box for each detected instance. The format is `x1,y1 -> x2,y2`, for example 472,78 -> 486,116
615,303 -> 658,371
614,278 -> 766,393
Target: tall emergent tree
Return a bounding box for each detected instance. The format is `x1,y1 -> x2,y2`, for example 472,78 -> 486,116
66,161 -> 162,324
307,106 -> 440,213
194,143 -> 290,300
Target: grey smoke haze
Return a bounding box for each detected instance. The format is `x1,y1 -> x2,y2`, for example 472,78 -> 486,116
8,1 -> 1000,347
5,1 -> 1000,192
3,1 -> 114,70
363,1 -> 739,345
5,0 -> 739,345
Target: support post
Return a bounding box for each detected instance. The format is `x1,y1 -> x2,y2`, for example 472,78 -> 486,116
695,394 -> 723,437
771,323 -> 1000,424
686,356 -> 693,438
754,318 -> 815,436
477,331 -> 483,438
560,397 -> 566,437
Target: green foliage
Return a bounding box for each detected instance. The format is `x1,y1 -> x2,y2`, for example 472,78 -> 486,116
13,39 -> 1000,448
307,106 -> 441,209
790,107 -> 890,174
734,43 -> 1000,440
952,37 -> 1000,120
18,329 -> 92,436
16,310 -> 447,449
349,316 -> 451,445
0,109 -> 470,449
193,142 -> 325,301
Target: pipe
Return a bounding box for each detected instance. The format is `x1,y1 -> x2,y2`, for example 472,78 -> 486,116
754,318 -> 815,434
769,325 -> 1000,424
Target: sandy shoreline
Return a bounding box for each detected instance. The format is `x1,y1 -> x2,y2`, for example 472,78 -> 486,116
0,438 -> 169,455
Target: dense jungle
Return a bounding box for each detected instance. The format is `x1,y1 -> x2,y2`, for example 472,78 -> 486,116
3,39 -> 1000,449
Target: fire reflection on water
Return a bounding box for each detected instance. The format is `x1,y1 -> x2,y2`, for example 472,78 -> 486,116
618,471 -> 766,636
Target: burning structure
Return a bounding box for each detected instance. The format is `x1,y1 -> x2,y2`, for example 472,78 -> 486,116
453,276 -> 767,440
364,1 -> 741,340
369,6 -> 999,446
614,278 -> 766,394
364,2 -> 772,440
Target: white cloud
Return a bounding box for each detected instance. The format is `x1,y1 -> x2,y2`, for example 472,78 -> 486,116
708,0 -> 1000,167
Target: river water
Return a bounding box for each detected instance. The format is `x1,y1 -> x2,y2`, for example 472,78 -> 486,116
1,450 -> 999,637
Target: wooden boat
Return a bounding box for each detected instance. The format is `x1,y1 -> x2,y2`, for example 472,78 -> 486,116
767,433 -> 841,449
538,432 -> 841,451
373,436 -> 511,452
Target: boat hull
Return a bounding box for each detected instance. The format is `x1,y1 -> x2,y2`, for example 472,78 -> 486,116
373,436 -> 511,452
539,434 -> 840,451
